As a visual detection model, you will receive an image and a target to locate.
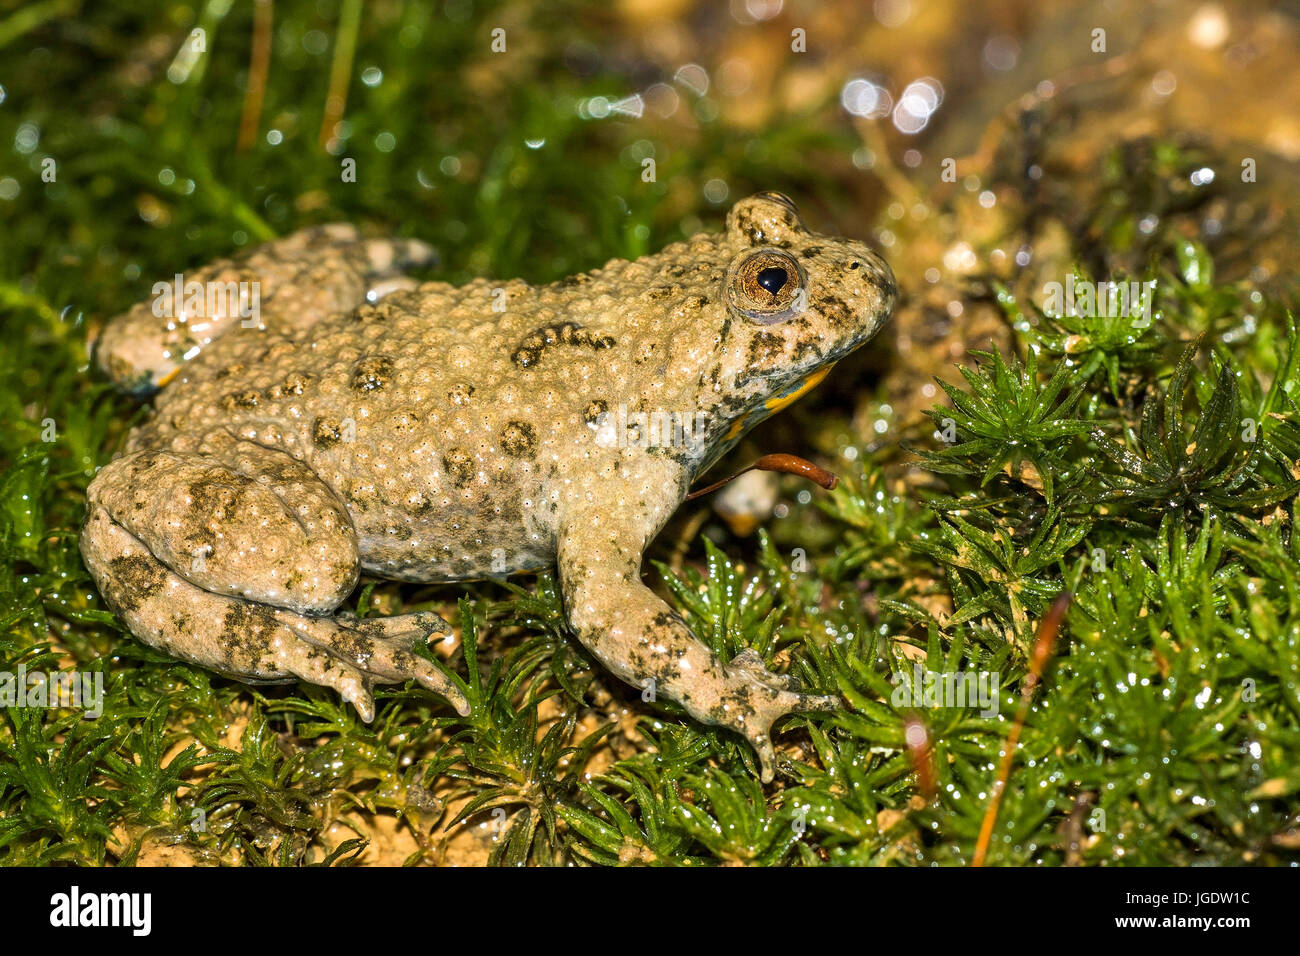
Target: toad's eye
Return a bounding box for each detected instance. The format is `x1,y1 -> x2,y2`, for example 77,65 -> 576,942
757,267 -> 788,294
726,249 -> 806,324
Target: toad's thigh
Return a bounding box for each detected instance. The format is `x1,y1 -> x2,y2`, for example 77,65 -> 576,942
84,443 -> 359,613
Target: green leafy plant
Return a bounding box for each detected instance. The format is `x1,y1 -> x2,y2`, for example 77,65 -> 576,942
1083,338 -> 1300,516
917,347 -> 1092,503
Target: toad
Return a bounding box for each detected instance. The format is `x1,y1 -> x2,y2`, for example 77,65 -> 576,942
82,192 -> 895,780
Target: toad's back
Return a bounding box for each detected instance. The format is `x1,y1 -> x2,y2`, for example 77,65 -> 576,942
109,224 -> 767,581
127,280 -> 606,581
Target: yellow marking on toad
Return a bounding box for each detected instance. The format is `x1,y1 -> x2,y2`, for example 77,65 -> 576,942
723,364 -> 836,441
765,364 -> 834,414
156,367 -> 181,388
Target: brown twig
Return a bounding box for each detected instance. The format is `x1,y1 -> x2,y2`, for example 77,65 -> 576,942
318,0 -> 362,151
903,714 -> 936,802
971,591 -> 1071,867
237,0 -> 273,152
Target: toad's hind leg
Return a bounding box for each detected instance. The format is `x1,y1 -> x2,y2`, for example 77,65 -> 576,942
80,442 -> 468,718
95,224 -> 436,393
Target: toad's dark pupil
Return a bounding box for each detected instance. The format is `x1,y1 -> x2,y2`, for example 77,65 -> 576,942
756,266 -> 788,295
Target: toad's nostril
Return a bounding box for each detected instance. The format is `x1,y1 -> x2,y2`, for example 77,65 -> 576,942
757,267 -> 788,294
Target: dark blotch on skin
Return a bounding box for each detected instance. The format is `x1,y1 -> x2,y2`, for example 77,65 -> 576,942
511,322 -> 616,369
792,336 -> 822,364
583,399 -> 608,425
104,554 -> 168,614
650,610 -> 688,630
313,417 -> 344,449
221,389 -> 260,410
351,355 -> 394,392
500,420 -> 537,458
882,271 -> 899,301
355,299 -> 406,325
327,626 -> 375,665
214,363 -> 245,380
747,330 -> 785,365
819,295 -> 853,330
253,456 -> 310,487
219,602 -> 280,670
388,406 -> 422,433
267,371 -> 314,399
187,471 -> 245,531
443,449 -> 475,488
448,382 -> 475,405
800,245 -> 823,259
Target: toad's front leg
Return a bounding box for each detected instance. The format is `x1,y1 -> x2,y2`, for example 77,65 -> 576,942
556,500 -> 839,783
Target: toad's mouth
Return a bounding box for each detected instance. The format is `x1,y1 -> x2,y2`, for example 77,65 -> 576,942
687,363 -> 837,481
722,364 -> 835,443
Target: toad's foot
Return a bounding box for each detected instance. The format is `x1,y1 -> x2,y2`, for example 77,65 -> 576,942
728,648 -> 804,693
81,439 -> 468,718
271,608 -> 468,720
714,654 -> 840,782
722,648 -> 840,777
